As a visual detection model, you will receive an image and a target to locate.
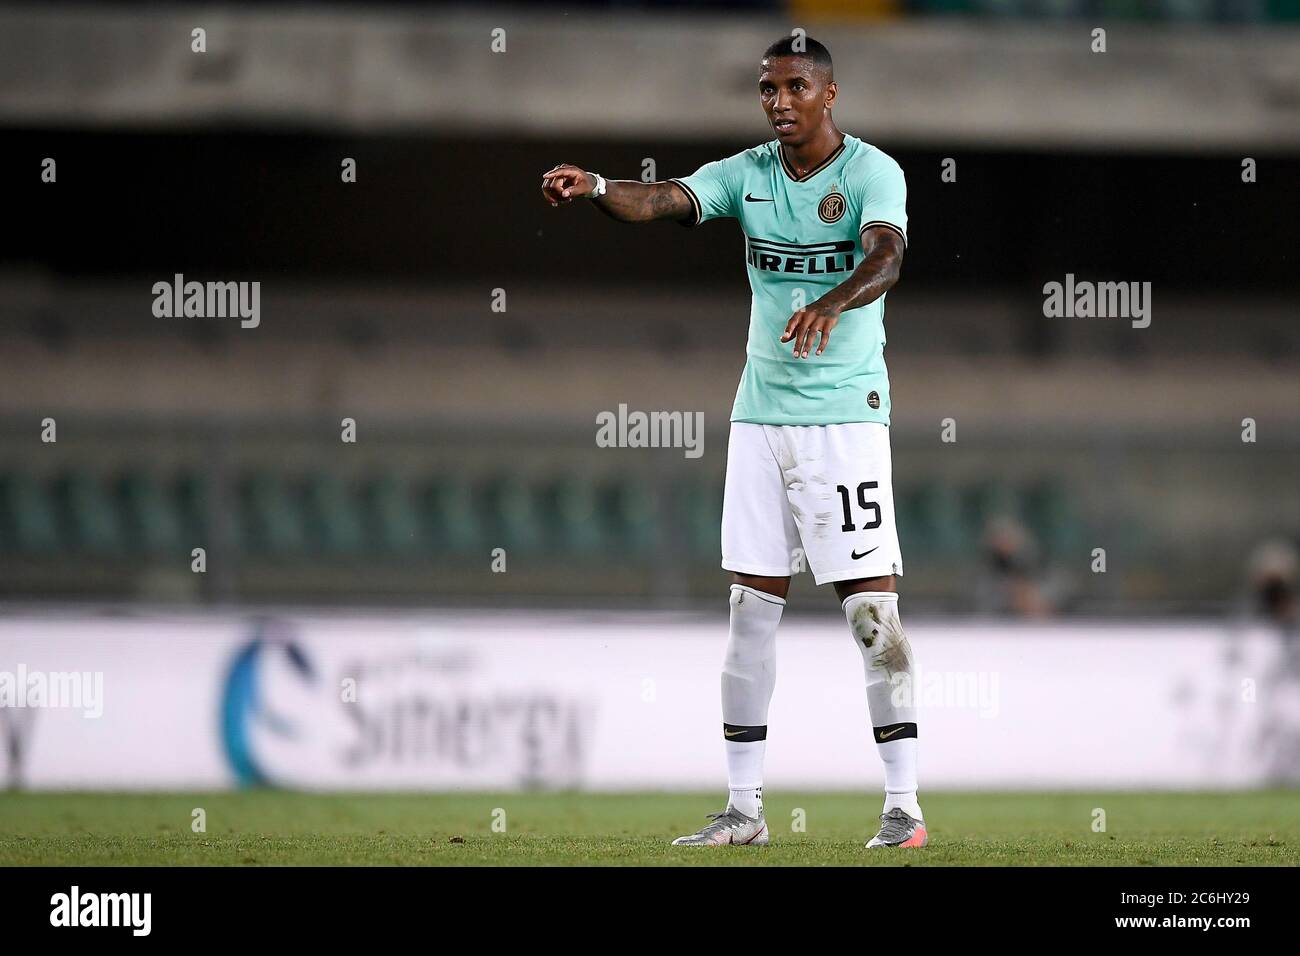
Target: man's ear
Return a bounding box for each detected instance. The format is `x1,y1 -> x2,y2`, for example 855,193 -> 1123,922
824,80 -> 837,111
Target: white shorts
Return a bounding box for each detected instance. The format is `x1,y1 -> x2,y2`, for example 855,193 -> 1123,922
721,422 -> 903,585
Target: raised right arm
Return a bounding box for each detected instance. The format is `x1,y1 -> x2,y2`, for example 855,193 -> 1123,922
541,164 -> 692,223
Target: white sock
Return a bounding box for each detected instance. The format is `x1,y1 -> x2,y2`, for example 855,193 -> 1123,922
721,584 -> 783,816
729,786 -> 763,818
883,783 -> 922,821
842,591 -> 922,822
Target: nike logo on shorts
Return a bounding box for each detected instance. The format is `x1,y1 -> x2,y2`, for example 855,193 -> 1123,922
851,547 -> 879,560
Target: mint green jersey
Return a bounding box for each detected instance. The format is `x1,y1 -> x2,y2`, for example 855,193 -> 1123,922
671,134 -> 907,426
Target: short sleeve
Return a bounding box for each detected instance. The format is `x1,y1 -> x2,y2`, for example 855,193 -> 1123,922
855,151 -> 908,248
669,154 -> 742,226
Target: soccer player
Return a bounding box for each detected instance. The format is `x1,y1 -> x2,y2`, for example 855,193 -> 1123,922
540,36 -> 924,850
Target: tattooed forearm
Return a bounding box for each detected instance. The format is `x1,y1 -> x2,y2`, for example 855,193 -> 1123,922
593,181 -> 693,223
816,228 -> 905,313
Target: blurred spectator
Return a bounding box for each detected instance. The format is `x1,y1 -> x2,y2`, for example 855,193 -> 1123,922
974,516 -> 1061,617
1247,539 -> 1300,634
1221,540 -> 1300,784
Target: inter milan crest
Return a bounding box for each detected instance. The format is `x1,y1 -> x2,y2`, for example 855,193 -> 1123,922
818,191 -> 846,224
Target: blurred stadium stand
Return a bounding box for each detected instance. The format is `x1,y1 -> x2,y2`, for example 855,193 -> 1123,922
1,408 -> 1294,613
1,3 -> 1296,614
3,7 -> 1299,148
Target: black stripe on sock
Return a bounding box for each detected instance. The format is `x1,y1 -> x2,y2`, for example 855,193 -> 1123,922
723,723 -> 767,743
873,722 -> 917,743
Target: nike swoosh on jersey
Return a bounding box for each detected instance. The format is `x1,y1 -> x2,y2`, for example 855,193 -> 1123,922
744,193 -> 775,203
851,547 -> 879,560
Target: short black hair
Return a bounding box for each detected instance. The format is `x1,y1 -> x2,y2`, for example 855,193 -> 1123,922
761,35 -> 833,81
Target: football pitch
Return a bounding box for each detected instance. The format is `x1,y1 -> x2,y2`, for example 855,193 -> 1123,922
0,791 -> 1296,866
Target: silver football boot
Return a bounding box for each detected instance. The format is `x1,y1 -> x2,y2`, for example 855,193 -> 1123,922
866,807 -> 928,848
672,806 -> 769,846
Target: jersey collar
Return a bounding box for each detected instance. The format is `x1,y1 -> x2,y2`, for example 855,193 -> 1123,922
778,138 -> 846,183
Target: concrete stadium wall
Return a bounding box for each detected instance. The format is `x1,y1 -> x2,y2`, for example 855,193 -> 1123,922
0,279 -> 1294,431
1,5 -> 1298,148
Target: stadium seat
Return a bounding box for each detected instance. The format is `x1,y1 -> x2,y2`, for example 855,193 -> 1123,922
680,477 -> 724,560
0,471 -> 62,553
603,477 -> 661,558
361,474 -> 422,554
174,470 -> 211,547
917,0 -> 976,13
419,475 -> 482,554
55,469 -> 125,553
905,480 -> 964,557
540,474 -> 605,556
894,484 -> 928,560
972,0 -> 1024,16
960,480 -> 1021,546
1100,0 -> 1152,20
301,472 -> 366,555
238,471 -> 307,554
117,470 -> 183,553
1021,478 -> 1083,559
1161,0 -> 1215,22
1269,0 -> 1300,23
478,474 -> 544,554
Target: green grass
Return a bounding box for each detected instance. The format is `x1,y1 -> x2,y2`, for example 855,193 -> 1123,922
0,791 -> 1296,866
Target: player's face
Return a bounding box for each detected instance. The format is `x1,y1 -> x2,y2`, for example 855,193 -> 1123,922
759,57 -> 835,145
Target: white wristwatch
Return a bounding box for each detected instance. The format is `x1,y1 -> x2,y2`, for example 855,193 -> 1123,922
588,172 -> 608,198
